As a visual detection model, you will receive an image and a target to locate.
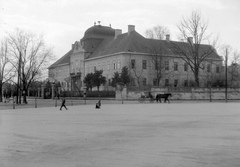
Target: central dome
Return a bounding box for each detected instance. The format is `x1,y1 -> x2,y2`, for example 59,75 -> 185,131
82,25 -> 115,40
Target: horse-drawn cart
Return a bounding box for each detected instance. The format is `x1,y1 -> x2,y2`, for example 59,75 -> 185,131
138,92 -> 155,103
138,91 -> 172,103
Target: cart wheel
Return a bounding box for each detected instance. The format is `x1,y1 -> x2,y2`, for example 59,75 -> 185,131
138,97 -> 145,103
149,98 -> 154,103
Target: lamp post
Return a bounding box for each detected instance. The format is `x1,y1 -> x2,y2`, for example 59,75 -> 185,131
83,86 -> 87,105
225,49 -> 228,103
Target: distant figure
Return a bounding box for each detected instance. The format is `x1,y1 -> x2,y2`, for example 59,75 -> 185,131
148,91 -> 153,99
3,90 -> 7,103
60,97 -> 68,110
95,100 -> 101,109
57,93 -> 60,100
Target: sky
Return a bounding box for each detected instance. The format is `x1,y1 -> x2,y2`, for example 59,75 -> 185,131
1,0 -> 240,62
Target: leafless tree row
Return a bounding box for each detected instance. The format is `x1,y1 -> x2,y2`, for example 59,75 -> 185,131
0,28 -> 54,103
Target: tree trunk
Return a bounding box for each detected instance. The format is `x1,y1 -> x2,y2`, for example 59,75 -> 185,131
22,80 -> 28,104
23,88 -> 28,104
194,68 -> 200,87
0,81 -> 2,102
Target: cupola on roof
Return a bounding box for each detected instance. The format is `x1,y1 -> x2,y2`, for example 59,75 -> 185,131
82,24 -> 115,40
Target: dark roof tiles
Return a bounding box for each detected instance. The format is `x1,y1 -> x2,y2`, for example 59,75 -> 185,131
48,50 -> 72,69
87,31 -> 221,60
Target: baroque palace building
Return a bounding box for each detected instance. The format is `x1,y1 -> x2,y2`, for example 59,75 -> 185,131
48,23 -> 223,91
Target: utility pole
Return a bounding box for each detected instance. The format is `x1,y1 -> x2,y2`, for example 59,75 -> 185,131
225,48 -> 228,103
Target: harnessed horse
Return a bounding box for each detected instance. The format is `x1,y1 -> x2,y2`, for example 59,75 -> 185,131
156,93 -> 172,103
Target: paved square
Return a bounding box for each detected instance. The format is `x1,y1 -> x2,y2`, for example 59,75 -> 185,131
1,102 -> 240,167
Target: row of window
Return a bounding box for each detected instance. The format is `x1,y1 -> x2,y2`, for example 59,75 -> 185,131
75,59 -> 220,75
131,59 -> 220,73
85,60 -> 121,74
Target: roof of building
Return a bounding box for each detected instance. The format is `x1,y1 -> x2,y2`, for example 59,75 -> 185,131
48,49 -> 72,69
86,31 -> 152,59
49,25 -> 221,69
87,30 -> 221,60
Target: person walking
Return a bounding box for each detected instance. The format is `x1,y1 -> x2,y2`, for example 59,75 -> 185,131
60,97 -> 68,110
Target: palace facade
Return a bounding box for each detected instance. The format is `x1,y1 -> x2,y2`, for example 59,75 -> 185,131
48,23 -> 223,91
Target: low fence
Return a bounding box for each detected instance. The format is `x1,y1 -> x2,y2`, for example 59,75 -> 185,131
116,87 -> 240,100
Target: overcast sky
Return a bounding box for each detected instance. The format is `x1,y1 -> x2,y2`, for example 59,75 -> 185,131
1,0 -> 239,61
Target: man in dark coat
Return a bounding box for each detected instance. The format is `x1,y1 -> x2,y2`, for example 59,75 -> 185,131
60,97 -> 68,110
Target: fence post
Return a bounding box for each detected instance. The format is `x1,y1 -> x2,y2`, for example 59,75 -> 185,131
35,94 -> 37,108
13,96 -> 15,109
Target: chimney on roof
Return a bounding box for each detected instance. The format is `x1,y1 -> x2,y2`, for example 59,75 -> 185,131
128,25 -> 135,35
166,34 -> 170,42
115,29 -> 122,38
187,37 -> 193,45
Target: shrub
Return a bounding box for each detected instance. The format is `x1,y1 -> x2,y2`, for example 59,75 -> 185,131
85,91 -> 115,98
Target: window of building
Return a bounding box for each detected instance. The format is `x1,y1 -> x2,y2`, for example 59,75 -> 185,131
174,62 -> 178,71
94,66 -> 96,72
165,61 -> 169,71
155,62 -> 158,70
131,78 -> 136,86
98,63 -> 100,70
153,78 -> 157,86
107,61 -> 110,71
184,80 -> 188,87
207,64 -> 211,73
131,59 -> 135,69
216,66 -> 219,73
207,81 -> 211,87
142,78 -> 147,86
76,62 -> 78,71
112,61 -> 116,70
184,63 -> 188,71
142,60 -> 147,69
102,62 -> 105,71
165,79 -> 169,86
117,60 -> 121,69
174,79 -> 178,87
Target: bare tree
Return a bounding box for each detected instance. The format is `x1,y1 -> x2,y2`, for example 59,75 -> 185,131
0,38 -> 15,102
231,50 -> 240,64
127,54 -> 144,87
171,10 -> 219,87
145,25 -> 170,40
202,60 -> 222,101
228,50 -> 240,87
7,28 -> 54,104
218,45 -> 240,87
149,42 -> 172,87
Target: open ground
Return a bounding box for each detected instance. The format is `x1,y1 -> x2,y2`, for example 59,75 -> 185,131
0,102 -> 240,167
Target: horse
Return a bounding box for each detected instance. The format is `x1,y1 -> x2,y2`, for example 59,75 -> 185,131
156,93 -> 172,103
